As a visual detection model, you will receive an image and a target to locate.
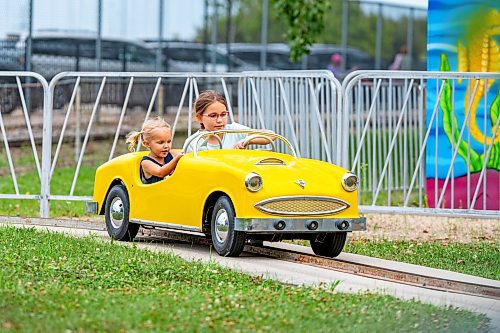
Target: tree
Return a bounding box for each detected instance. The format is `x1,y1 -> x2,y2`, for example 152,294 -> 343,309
273,0 -> 330,61
197,0 -> 427,66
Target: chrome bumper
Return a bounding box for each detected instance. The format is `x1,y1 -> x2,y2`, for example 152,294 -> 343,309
85,201 -> 98,214
234,217 -> 366,233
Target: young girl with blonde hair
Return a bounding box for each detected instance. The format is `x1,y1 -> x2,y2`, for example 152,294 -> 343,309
126,117 -> 183,184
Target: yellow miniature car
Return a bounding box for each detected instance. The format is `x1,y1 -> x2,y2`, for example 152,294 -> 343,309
87,130 -> 366,257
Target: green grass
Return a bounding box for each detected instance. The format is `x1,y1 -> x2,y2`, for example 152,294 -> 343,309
288,239 -> 500,280
0,142 -> 106,217
344,239 -> 500,280
0,166 -> 96,217
0,226 -> 490,333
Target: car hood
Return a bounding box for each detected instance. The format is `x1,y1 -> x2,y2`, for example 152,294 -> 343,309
189,149 -> 349,191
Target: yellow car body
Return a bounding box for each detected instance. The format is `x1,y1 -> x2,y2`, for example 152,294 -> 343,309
88,130 -> 366,257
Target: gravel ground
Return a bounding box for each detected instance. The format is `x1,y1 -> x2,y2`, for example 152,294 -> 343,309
352,213 -> 500,243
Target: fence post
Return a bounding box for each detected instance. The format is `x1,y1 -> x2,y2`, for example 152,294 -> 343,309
40,78 -> 53,218
75,86 -> 81,161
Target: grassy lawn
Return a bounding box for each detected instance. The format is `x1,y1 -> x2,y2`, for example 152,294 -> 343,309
0,166 -> 95,217
0,226 -> 490,333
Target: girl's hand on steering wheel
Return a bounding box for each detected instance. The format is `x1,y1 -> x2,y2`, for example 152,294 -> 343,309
234,139 -> 246,149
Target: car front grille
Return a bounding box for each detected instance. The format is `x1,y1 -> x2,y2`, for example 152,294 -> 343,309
255,196 -> 349,216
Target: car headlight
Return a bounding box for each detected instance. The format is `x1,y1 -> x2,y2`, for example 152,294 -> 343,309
342,172 -> 359,192
245,172 -> 263,192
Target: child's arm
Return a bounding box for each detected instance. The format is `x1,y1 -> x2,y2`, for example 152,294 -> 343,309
234,133 -> 276,149
142,153 -> 184,178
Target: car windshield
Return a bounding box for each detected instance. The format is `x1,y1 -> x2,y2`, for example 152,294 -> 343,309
183,129 -> 297,158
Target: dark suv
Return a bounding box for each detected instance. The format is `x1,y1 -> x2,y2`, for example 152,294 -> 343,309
0,34 -> 158,113
225,43 -> 302,70
304,44 -> 376,71
0,34 -> 157,79
147,41 -> 258,72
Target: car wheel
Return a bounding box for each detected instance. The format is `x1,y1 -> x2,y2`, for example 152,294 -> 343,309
310,232 -> 347,258
104,185 -> 139,241
211,196 -> 246,257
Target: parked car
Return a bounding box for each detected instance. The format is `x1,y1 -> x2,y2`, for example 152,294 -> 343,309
224,43 -> 302,70
219,43 -> 375,72
1,33 -> 157,79
304,44 -> 376,71
146,41 -> 258,72
87,129 -> 366,257
0,38 -> 24,72
0,33 -> 159,112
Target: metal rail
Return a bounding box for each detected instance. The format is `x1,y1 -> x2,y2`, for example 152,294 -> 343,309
341,71 -> 500,219
0,72 -> 49,217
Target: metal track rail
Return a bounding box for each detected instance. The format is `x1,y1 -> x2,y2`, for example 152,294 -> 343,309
2,217 -> 498,300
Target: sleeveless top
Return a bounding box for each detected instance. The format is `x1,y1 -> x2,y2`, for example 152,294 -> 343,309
140,154 -> 173,184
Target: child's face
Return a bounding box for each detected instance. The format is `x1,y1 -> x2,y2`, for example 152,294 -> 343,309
145,128 -> 172,159
198,101 -> 228,131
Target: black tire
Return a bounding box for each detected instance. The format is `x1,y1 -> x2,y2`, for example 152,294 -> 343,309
210,196 -> 246,257
104,185 -> 139,241
310,232 -> 347,258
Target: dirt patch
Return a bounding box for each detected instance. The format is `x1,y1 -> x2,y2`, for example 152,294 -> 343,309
351,213 -> 500,243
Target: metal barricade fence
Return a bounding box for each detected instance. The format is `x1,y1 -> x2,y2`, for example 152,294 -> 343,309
342,71 -> 499,218
0,72 -> 49,216
45,72 -> 242,218
43,71 -> 341,218
238,71 -> 342,164
1,70 -> 498,220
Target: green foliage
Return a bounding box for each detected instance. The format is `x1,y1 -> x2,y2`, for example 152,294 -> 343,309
439,54 -> 481,171
228,1 -> 288,43
0,226 -> 490,332
491,91 -> 500,126
0,166 -> 97,217
273,0 -> 330,61
439,53 -> 500,171
482,90 -> 500,168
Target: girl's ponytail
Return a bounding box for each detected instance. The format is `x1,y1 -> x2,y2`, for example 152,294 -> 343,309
126,130 -> 142,152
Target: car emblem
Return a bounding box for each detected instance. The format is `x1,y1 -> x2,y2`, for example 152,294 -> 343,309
295,179 -> 306,189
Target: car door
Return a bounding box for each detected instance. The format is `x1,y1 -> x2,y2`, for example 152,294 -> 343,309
129,154 -> 206,229
125,43 -> 156,72
31,37 -> 77,79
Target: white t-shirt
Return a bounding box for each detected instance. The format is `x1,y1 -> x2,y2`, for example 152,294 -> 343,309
184,122 -> 250,153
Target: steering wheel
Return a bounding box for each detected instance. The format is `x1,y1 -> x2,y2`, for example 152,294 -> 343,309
199,133 -> 223,149
241,134 -> 276,151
